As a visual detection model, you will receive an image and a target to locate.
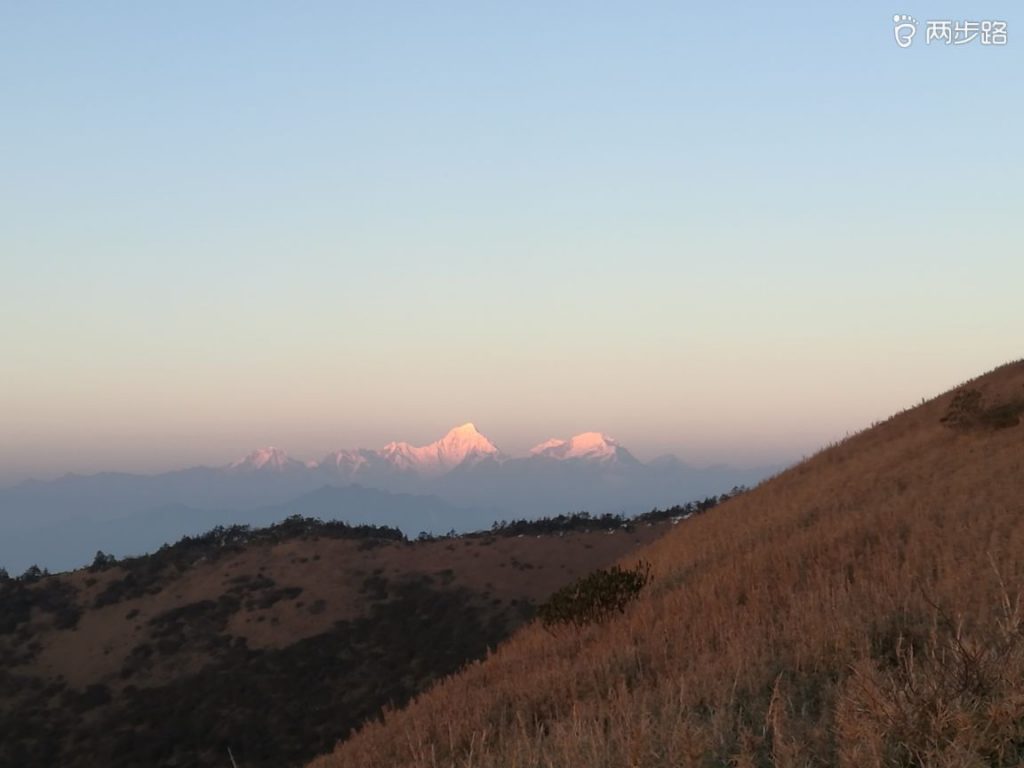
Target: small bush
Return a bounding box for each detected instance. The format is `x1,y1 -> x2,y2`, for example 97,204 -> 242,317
89,551 -> 117,572
538,561 -> 652,629
941,388 -> 1024,431
19,565 -> 45,584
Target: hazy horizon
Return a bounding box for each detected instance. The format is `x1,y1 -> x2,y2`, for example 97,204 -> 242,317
5,416 -> 787,485
3,3 -> 1020,484
0,353 -> 1009,485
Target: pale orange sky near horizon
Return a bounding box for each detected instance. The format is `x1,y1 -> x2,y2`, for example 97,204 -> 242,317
2,4 -> 1021,484
2,350 -> 1016,484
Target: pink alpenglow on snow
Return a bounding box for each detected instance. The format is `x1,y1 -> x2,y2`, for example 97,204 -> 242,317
380,423 -> 500,475
231,424 -> 650,479
529,432 -> 636,463
228,447 -> 304,472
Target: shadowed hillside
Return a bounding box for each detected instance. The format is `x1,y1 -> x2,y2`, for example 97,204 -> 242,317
0,511 -> 703,768
311,361 -> 1024,768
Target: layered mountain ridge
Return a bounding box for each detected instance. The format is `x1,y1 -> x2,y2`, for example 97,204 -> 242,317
0,424 -> 774,574
528,431 -> 636,463
338,423 -> 500,476
234,424 -> 633,479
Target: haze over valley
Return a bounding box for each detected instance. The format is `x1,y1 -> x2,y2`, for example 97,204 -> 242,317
0,424 -> 770,573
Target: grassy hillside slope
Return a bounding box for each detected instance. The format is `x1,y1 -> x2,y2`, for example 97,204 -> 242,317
313,361 -> 1024,768
0,515 -> 678,768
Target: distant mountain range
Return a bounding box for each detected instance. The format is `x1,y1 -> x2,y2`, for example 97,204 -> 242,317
229,423 -> 633,478
0,424 -> 776,573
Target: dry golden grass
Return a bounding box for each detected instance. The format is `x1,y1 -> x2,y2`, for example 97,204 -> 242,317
311,360 -> 1024,768
21,521 -> 666,690
2,514 -> 670,767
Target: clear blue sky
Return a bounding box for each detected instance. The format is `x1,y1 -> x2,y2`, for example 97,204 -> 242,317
1,2 -> 1021,481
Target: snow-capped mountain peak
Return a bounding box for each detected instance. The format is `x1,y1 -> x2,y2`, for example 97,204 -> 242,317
229,447 -> 302,471
434,423 -> 498,462
319,448 -> 373,472
379,440 -> 424,471
529,438 -> 567,456
529,432 -> 636,463
233,425 -> 639,478
378,423 -> 499,474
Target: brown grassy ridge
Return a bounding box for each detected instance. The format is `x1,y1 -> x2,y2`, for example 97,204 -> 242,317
311,360 -> 1024,768
0,515 -> 676,768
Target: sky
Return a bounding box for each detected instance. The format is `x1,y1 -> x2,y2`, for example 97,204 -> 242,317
1,2 -> 1021,483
